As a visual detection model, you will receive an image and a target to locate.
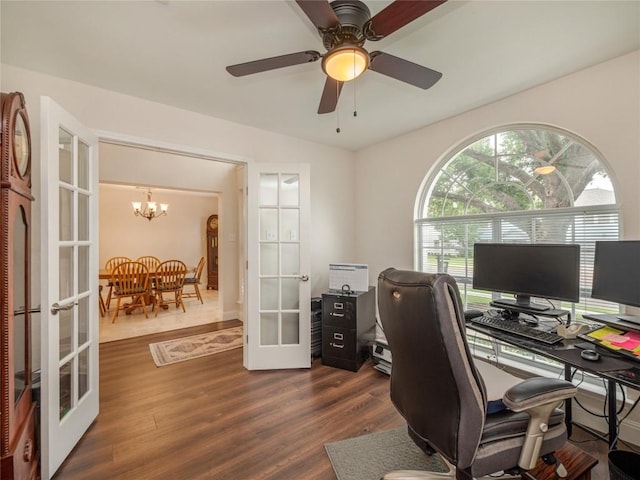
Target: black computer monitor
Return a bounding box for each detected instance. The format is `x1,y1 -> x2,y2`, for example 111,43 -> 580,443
591,240 -> 640,323
472,243 -> 580,311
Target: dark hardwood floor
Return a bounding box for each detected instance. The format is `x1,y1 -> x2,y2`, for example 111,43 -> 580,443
52,320 -> 617,479
53,320 -> 404,479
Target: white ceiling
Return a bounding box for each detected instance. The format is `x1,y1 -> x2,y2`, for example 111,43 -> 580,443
2,0 -> 639,151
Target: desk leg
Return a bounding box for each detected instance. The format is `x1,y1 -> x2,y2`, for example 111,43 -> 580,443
608,379 -> 617,449
564,364 -> 573,438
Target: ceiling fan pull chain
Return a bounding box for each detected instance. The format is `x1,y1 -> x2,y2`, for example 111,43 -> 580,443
353,78 -> 358,118
353,51 -> 358,117
336,83 -> 341,133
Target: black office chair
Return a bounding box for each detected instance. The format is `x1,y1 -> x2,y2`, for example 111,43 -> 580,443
377,268 -> 578,480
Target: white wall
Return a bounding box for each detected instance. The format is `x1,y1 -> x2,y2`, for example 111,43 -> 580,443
0,64 -> 358,316
355,50 -> 640,283
354,50 -> 640,443
99,184 -> 218,268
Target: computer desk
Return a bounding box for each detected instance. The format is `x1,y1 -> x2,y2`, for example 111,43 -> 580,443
466,317 -> 640,449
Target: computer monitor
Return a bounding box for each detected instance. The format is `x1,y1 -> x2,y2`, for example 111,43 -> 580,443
472,243 -> 580,311
591,240 -> 640,323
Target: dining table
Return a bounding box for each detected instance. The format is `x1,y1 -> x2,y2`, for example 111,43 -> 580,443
99,264 -> 195,313
98,265 -> 195,279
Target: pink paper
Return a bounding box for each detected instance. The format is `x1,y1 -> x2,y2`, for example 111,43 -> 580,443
608,330 -> 640,351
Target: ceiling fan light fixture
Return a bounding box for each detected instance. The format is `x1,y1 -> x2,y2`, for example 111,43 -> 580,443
322,45 -> 369,82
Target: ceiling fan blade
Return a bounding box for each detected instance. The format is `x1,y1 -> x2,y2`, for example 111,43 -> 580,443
295,0 -> 339,30
369,51 -> 442,90
318,77 -> 344,114
367,0 -> 447,38
226,51 -> 321,77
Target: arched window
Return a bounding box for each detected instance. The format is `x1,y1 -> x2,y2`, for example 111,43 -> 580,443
415,124 -> 619,317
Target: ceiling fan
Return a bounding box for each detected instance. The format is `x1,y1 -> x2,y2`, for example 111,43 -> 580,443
226,0 -> 447,114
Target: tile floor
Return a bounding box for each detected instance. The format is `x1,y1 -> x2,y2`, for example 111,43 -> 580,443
99,288 -> 222,343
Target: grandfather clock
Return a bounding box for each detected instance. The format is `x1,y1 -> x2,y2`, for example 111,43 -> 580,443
0,92 -> 39,479
206,214 -> 219,290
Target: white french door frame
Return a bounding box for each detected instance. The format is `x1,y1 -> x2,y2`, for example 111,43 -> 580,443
245,163 -> 311,370
40,97 -> 100,479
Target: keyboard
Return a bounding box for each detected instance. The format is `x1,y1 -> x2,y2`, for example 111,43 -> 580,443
469,315 -> 564,345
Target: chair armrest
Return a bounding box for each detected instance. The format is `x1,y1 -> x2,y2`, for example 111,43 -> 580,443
502,377 -> 576,470
502,377 -> 576,412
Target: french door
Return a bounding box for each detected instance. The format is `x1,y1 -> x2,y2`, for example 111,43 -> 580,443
245,163 -> 311,370
40,97 -> 100,479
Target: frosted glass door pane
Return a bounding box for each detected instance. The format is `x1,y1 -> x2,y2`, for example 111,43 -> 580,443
59,187 -> 73,241
282,313 -> 300,345
260,244 -> 278,275
78,348 -> 89,400
281,244 -> 299,275
78,141 -> 89,190
78,245 -> 89,293
59,246 -> 74,300
259,174 -> 278,205
281,278 -> 299,310
280,209 -> 299,242
78,193 -> 89,241
260,313 -> 278,345
280,174 -> 299,206
260,209 -> 278,242
60,361 -> 72,419
260,278 -> 279,310
59,128 -> 73,184
59,308 -> 72,360
78,296 -> 89,345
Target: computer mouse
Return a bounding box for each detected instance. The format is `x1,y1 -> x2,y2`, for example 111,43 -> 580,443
580,349 -> 600,362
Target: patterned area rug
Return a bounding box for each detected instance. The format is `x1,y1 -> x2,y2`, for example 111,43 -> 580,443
148,326 -> 243,367
325,427 -> 451,480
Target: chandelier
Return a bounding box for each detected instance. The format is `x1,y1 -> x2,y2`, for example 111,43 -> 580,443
132,189 -> 168,221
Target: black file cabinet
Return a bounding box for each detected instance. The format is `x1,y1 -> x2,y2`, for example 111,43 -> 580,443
322,287 -> 376,372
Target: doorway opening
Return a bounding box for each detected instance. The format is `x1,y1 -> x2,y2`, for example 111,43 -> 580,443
97,139 -> 246,343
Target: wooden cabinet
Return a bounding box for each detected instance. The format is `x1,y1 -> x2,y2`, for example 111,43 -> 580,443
1,92 -> 39,479
321,287 -> 376,372
206,214 -> 219,290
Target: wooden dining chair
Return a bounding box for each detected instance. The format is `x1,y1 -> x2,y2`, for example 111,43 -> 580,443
104,256 -> 131,310
136,255 -> 161,273
183,256 -> 205,304
153,259 -> 188,316
110,261 -> 150,322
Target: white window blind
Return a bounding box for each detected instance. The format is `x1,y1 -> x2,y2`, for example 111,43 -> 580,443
416,207 -> 620,317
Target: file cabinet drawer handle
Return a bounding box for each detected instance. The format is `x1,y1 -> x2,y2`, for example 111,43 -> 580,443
333,333 -> 343,340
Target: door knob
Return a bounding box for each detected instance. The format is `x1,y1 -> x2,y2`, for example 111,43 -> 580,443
299,275 -> 309,281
